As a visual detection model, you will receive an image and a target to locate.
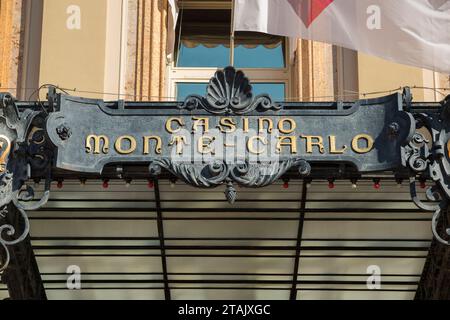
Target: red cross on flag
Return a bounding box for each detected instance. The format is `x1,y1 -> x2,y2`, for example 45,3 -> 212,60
233,0 -> 450,73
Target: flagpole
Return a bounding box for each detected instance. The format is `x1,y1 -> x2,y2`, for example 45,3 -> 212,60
230,0 -> 235,67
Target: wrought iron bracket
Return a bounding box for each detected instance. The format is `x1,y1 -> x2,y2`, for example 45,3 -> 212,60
0,92 -> 53,272
402,89 -> 450,244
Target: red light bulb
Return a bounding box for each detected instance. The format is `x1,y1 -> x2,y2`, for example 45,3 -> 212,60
374,180 -> 381,189
102,180 -> 109,189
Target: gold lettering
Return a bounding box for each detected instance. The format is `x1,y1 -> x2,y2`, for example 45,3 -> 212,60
165,118 -> 184,133
143,136 -> 162,154
115,135 -> 137,154
86,134 -> 109,154
351,134 -> 374,154
301,135 -> 325,154
243,118 -> 249,133
276,136 -> 297,154
218,118 -> 236,133
248,136 -> 267,155
259,118 -> 273,133
169,136 -> 188,154
224,142 -> 235,147
198,135 -> 215,154
278,118 -> 296,134
329,136 -> 347,154
0,135 -> 11,173
192,117 -> 209,133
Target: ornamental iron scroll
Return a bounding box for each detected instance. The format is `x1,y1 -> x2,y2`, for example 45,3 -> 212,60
402,91 -> 450,245
0,93 -> 53,272
149,158 -> 311,204
0,205 -> 30,272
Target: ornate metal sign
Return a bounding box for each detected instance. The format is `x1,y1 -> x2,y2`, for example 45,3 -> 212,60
0,66 -> 450,272
46,67 -> 412,188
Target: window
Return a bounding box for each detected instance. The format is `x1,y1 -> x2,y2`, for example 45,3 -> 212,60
168,4 -> 290,102
175,9 -> 285,69
177,41 -> 285,69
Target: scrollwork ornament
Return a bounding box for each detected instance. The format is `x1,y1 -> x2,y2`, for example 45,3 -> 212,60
297,160 -> 312,177
148,162 -> 162,177
403,132 -> 430,173
150,158 -> 229,188
0,95 -> 51,208
179,67 -> 281,115
12,175 -> 51,211
149,158 -> 311,202
0,205 -> 30,272
0,92 -> 53,272
408,177 -> 450,244
405,111 -> 450,245
431,207 -> 450,246
230,159 -> 304,188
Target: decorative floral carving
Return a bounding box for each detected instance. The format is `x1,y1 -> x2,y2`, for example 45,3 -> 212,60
56,124 -> 72,141
180,67 -> 281,115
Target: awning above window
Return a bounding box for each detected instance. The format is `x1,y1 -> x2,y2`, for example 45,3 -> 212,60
181,24 -> 283,49
177,9 -> 284,49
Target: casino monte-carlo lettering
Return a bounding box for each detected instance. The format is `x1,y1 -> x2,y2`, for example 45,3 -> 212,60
84,116 -> 375,156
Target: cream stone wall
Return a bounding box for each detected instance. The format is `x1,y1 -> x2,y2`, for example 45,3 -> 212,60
1,0 -> 448,103
38,0 -> 108,99
358,53 -> 448,102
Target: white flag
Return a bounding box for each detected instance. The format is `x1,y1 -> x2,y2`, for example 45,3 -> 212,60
233,0 -> 450,73
167,0 -> 179,56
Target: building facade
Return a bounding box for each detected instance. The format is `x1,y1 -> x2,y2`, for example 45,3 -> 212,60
1,0 -> 448,102
0,0 -> 450,300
